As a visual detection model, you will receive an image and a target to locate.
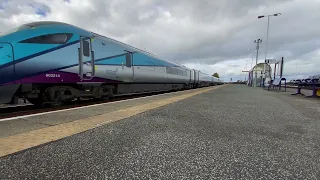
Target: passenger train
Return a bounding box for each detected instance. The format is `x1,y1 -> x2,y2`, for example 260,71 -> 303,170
0,21 -> 222,106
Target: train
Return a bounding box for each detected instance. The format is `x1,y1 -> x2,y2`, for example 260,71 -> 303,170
0,21 -> 222,106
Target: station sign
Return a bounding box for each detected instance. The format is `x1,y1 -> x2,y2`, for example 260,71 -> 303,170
265,59 -> 278,64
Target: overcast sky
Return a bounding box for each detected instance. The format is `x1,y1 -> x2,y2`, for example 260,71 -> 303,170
1,0 -> 320,82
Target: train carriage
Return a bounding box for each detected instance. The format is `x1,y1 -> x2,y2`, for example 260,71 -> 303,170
0,21 -> 216,106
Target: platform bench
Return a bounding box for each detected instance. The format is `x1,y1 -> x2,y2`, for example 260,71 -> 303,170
266,77 -> 286,92
291,78 -> 320,98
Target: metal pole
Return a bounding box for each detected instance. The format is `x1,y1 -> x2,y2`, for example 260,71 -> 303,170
280,57 -> 284,78
263,16 -> 270,87
254,39 -> 262,87
245,59 -> 249,82
255,44 -> 259,87
265,16 -> 270,61
274,63 -> 276,79
259,13 -> 281,86
248,48 -> 254,70
251,52 -> 254,70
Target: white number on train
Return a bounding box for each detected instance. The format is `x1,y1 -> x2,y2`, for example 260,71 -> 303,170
45,74 -> 61,78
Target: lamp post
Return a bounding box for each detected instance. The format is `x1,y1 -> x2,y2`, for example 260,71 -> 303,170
254,39 -> 262,87
258,13 -> 281,86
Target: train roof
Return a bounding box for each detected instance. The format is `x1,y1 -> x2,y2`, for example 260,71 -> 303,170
2,21 -> 214,73
11,21 -> 188,70
0,21 -> 85,38
20,21 -> 70,28
1,21 -> 68,34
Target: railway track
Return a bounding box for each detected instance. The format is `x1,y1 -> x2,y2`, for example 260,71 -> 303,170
0,88 -> 197,120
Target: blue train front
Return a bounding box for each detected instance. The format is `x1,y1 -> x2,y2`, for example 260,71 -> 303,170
0,21 -> 217,106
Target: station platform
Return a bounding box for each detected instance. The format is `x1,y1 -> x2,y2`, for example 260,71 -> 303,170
1,84 -> 320,179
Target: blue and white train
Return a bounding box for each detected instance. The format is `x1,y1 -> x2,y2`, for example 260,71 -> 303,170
0,21 -> 222,106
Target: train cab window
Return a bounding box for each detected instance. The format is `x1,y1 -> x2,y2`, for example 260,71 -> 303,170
20,33 -> 73,44
126,53 -> 132,67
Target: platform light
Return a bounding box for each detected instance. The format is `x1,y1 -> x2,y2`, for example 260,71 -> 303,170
253,38 -> 262,87
257,13 -> 281,87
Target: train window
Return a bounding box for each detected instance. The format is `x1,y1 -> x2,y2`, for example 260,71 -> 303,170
126,53 -> 132,67
166,67 -> 170,73
83,40 -> 90,57
167,67 -> 189,76
20,33 -> 73,44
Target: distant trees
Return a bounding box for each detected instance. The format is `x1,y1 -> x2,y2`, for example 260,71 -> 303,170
212,72 -> 219,78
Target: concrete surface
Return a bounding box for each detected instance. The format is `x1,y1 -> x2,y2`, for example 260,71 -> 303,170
0,87 -> 215,138
1,85 -> 320,179
0,86 -> 220,157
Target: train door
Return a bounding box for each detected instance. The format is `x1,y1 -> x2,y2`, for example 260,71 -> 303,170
0,42 -> 20,104
194,70 -> 199,84
78,37 -> 95,80
0,43 -> 14,84
116,51 -> 134,82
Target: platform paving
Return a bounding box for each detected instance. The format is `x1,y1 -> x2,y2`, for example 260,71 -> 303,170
1,84 -> 320,179
0,88 -> 214,138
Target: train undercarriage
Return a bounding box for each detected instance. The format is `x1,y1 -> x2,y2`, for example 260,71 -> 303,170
6,82 -> 212,107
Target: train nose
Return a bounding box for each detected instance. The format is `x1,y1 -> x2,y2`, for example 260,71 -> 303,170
0,44 -> 12,65
0,42 -> 19,104
0,42 -> 14,84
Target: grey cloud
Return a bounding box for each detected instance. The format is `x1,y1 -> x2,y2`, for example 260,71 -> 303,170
153,0 -> 292,22
228,64 -> 240,68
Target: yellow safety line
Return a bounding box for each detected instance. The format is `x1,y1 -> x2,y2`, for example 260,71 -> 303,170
0,85 -> 227,157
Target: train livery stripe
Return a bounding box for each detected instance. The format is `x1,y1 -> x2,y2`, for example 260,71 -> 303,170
95,53 -> 127,63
